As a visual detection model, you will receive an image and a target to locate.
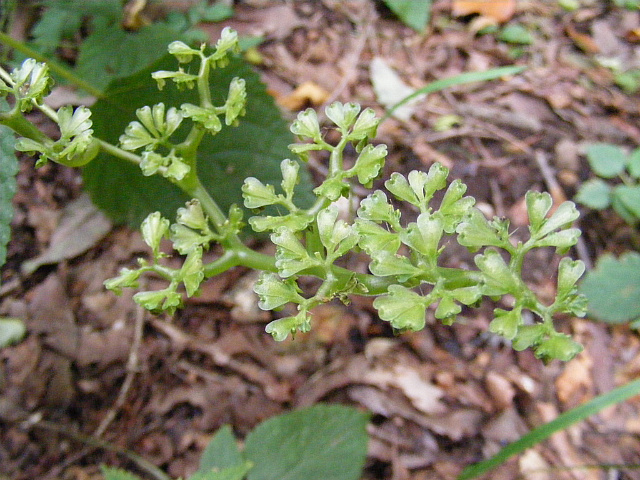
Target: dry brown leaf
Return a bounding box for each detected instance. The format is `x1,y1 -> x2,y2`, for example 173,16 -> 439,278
555,352 -> 594,406
452,0 -> 516,23
277,81 -> 331,111
565,24 -> 600,54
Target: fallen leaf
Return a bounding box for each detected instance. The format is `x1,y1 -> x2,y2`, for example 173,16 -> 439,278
278,81 -> 331,111
452,0 -> 516,23
370,57 -> 425,121
22,194 -> 112,275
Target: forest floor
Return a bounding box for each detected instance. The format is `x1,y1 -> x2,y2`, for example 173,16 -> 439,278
2,1 -> 640,479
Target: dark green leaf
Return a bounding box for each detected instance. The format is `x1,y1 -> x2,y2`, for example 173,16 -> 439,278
0,124 -> 17,271
245,404 -> 369,480
99,466 -> 143,480
579,252 -> 640,324
382,0 -> 432,32
198,425 -> 243,474
84,54 -> 313,227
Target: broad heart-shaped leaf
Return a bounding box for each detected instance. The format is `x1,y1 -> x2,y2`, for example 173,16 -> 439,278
579,252 -> 640,324
198,425 -> 243,474
0,124 -> 17,272
382,0 -> 432,31
74,23 -> 179,93
84,54 -> 313,227
244,404 -> 369,480
99,466 -> 143,480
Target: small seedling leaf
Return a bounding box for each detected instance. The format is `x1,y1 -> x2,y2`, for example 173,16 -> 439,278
586,143 -> 627,178
628,148 -> 640,178
574,178 -> 611,210
613,185 -> 640,221
579,252 -> 640,324
382,0 -> 432,32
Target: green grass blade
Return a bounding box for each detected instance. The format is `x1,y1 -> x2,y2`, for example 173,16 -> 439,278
458,378 -> 640,479
381,65 -> 526,122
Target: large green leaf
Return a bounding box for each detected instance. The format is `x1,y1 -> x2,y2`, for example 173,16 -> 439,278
83,54 -> 313,227
382,0 -> 432,31
244,404 -> 369,480
198,425 -> 243,474
0,123 -> 18,271
579,252 -> 640,324
75,23 -> 179,93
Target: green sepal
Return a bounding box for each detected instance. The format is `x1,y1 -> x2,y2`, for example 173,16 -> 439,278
489,307 -> 522,340
180,103 -> 222,134
140,211 -> 170,259
325,102 -> 360,132
290,108 -> 321,141
369,251 -> 422,282
373,285 -> 427,331
265,310 -> 311,341
272,228 -> 320,277
401,213 -> 444,259
224,77 -> 247,126
254,272 -> 303,310
104,267 -> 142,295
317,205 -> 359,259
347,143 -> 387,185
176,199 -> 209,231
437,179 -> 475,233
534,228 -> 581,254
355,219 -> 401,255
534,333 -> 583,362
167,40 -> 200,63
475,248 -> 521,295
357,190 -> 401,227
280,158 -> 299,199
179,246 -> 204,297
349,107 -> 379,141
314,176 -> 350,201
242,177 -> 279,208
526,191 -> 552,234
133,285 -> 182,314
249,211 -> 313,233
533,201 -> 580,239
456,208 -> 507,252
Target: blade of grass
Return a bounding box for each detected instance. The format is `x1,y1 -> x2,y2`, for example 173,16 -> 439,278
381,65 -> 526,122
0,31 -> 104,98
458,378 -> 640,480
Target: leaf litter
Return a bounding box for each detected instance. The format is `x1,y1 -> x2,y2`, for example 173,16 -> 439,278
2,1 -> 640,480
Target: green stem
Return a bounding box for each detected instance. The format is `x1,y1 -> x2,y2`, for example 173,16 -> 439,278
97,140 -> 143,166
0,31 -> 104,98
0,109 -> 50,143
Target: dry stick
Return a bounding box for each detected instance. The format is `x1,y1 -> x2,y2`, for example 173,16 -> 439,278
533,150 -> 593,270
94,294 -> 146,438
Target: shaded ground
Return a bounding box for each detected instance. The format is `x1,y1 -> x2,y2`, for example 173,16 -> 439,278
2,1 -> 640,479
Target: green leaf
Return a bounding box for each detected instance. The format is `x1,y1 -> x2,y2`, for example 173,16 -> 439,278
245,404 -> 369,480
348,144 -> 387,185
369,251 -> 422,281
628,148 -> 640,178
437,179 -> 475,233
0,317 -> 26,348
434,295 -> 461,320
191,462 -> 253,480
456,208 -> 505,251
534,201 -> 579,239
179,247 -> 204,297
511,324 -> 548,352
585,143 -> 627,178
248,212 -> 313,233
534,228 -> 581,254
198,425 -> 243,474
613,185 -> 640,220
458,379 -> 640,480
317,205 -> 359,258
75,23 -> 179,93
242,178 -> 279,209
525,191 -> 552,234
272,229 -> 319,277
385,172 -> 419,206
100,466 -> 143,480
280,159 -> 300,199
133,286 -> 182,315
357,191 -> 401,227
373,285 -> 427,331
574,178 -> 612,210
498,24 -> 534,45
325,102 -> 361,131
0,124 -> 17,271
140,212 -> 170,259
557,257 -> 586,300
290,108 -> 321,141
535,333 -> 583,362
382,0 -> 432,32
579,252 -> 640,324
265,311 -> 311,341
83,54 -> 313,227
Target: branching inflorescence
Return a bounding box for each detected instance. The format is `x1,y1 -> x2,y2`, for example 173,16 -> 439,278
0,28 -> 588,361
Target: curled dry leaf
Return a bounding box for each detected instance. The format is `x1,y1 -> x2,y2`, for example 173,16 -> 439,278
452,0 -> 516,23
